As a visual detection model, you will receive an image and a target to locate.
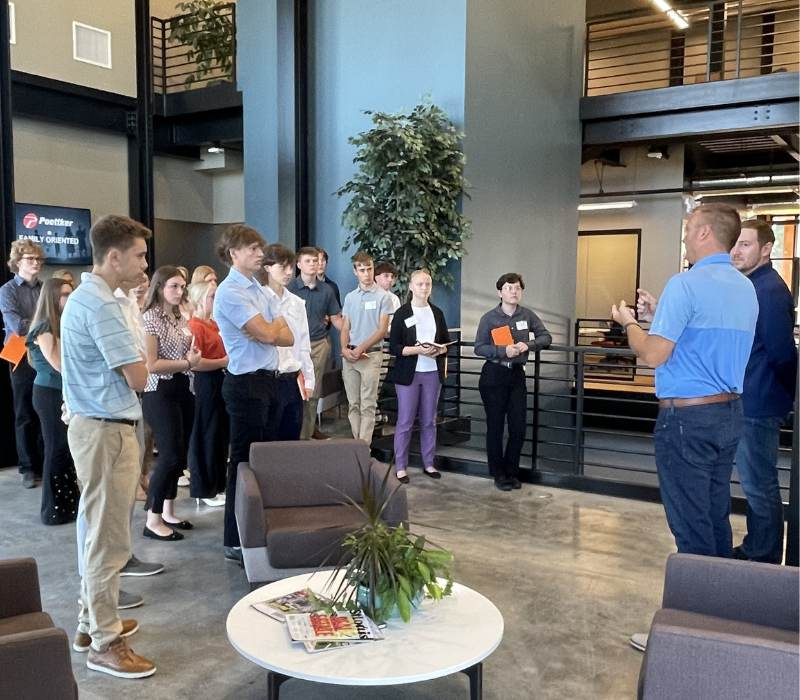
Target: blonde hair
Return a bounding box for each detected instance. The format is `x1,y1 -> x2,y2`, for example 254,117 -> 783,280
7,239 -> 44,273
50,269 -> 75,286
188,280 -> 214,309
410,268 -> 432,282
191,265 -> 217,284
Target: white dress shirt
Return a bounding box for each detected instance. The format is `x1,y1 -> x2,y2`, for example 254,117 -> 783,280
263,285 -> 315,392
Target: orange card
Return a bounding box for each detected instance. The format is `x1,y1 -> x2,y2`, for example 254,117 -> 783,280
490,325 -> 514,346
0,333 -> 27,370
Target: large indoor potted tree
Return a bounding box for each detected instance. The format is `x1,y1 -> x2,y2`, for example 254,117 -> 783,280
327,463 -> 453,624
336,103 -> 471,296
168,0 -> 235,86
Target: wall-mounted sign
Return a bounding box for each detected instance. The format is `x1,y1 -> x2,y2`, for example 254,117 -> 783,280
14,203 -> 92,265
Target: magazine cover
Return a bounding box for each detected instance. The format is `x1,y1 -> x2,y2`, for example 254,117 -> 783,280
285,610 -> 384,643
250,588 -> 331,623
302,612 -> 384,653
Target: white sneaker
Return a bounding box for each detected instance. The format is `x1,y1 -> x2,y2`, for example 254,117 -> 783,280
177,473 -> 190,487
201,494 -> 225,507
629,632 -> 648,652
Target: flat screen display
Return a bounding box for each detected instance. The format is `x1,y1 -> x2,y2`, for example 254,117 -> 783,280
14,203 -> 92,265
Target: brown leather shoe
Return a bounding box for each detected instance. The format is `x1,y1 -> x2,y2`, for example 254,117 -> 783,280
73,619 -> 139,652
86,637 -> 156,678
311,428 -> 331,440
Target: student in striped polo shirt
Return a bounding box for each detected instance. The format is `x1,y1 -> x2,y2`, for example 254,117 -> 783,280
61,215 -> 156,679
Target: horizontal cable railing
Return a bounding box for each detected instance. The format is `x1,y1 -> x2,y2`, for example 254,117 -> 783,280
585,0 -> 799,96
376,338 -> 795,504
151,3 -> 236,96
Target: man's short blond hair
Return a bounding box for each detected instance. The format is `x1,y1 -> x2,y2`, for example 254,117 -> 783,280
694,203 -> 741,252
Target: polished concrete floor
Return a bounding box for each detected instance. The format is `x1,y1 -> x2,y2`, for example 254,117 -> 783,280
0,454 -> 746,700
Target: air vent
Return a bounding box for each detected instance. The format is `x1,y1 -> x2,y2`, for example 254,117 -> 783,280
72,21 -> 111,69
8,3 -> 15,45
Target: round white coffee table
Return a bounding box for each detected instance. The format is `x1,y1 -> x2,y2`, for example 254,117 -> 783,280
226,572 -> 504,699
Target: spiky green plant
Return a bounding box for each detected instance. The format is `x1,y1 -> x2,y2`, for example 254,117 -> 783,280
326,462 -> 453,624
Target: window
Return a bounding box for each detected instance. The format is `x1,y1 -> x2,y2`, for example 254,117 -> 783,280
72,21 -> 112,69
8,2 -> 15,45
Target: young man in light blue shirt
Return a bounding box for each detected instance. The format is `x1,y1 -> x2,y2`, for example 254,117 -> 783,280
213,225 -> 293,563
61,215 -> 155,678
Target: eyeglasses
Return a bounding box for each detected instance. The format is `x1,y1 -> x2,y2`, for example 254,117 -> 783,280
21,256 -> 44,263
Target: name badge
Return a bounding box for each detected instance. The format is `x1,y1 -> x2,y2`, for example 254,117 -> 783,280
364,301 -> 377,310
404,317 -> 417,328
529,331 -> 536,341
516,320 -> 528,330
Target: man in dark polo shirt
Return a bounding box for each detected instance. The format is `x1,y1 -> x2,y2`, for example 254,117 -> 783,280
730,219 -> 797,564
288,246 -> 343,439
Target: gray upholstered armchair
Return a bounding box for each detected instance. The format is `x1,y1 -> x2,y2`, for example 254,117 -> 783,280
0,558 -> 78,700
235,439 -> 408,583
638,553 -> 799,699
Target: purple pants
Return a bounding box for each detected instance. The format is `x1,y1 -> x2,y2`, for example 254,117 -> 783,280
393,371 -> 441,471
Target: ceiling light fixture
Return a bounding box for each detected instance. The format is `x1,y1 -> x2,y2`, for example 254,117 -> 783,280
647,145 -> 669,160
694,187 -> 798,198
207,146 -> 224,154
578,201 -> 637,211
651,1 -> 689,30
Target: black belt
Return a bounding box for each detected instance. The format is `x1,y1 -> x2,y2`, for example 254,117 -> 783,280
239,369 -> 280,378
347,345 -> 382,352
278,370 -> 299,381
87,416 -> 138,427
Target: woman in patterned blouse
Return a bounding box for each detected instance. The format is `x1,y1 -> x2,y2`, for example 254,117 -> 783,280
141,266 -> 201,541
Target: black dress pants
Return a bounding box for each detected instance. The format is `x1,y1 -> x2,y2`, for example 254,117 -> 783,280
31,384 -> 79,524
478,362 -> 527,480
9,358 -> 43,476
269,373 -> 303,441
143,374 -> 194,514
221,371 -> 277,548
188,369 -> 229,498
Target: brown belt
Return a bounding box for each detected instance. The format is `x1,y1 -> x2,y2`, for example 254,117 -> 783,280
659,392 -> 739,408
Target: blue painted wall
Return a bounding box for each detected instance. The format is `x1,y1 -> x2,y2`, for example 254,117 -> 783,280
307,0 -> 467,325
237,0 -> 280,241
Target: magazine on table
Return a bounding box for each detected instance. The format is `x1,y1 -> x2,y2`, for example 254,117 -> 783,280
250,588 -> 332,623
285,610 -> 384,644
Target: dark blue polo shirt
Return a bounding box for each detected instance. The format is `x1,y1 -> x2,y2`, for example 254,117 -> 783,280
287,275 -> 341,341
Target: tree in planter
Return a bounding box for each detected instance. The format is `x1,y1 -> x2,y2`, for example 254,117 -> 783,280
168,0 -> 234,86
336,104 -> 470,295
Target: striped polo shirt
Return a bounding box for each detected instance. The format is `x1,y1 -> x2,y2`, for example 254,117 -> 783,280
61,272 -> 142,420
649,253 -> 758,399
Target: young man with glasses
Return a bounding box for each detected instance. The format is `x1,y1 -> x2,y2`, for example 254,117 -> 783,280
0,240 -> 45,488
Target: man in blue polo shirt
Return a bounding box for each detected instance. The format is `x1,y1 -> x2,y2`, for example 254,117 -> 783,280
730,219 -> 797,563
613,203 -> 757,562
213,225 -> 294,564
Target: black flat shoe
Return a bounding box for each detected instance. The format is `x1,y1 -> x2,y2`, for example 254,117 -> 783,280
423,468 -> 442,480
397,474 -> 410,484
143,525 -> 184,541
162,519 -> 193,530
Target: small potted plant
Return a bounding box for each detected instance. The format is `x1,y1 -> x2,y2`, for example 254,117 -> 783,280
168,0 -> 235,86
327,464 -> 454,624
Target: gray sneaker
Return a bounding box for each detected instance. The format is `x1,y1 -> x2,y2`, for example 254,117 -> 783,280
120,555 -> 164,577
629,632 -> 648,652
118,590 -> 144,610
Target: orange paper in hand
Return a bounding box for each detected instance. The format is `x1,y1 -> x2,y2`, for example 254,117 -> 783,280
0,333 -> 27,370
490,325 -> 514,346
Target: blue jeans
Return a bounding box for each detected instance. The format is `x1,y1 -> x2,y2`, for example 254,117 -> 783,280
735,415 -> 785,563
654,399 -> 742,557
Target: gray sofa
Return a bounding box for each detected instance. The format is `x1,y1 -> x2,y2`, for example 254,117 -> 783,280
0,558 -> 78,700
235,439 -> 408,583
638,553 -> 799,699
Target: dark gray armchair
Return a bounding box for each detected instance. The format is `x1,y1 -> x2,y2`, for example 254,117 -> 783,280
0,558 -> 78,700
638,553 -> 799,699
235,439 -> 408,583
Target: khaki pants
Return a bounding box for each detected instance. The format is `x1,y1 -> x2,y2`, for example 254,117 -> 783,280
69,415 -> 140,652
342,351 -> 384,442
301,338 -> 332,439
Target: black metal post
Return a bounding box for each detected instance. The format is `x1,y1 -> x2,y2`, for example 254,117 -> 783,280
575,350 -> 585,476
708,2 -> 726,78
460,662 -> 483,700
787,371 -> 799,567
668,30 -> 686,87
760,11 -> 776,75
293,0 -> 308,248
532,349 -> 541,472
266,671 -> 290,700
0,0 -> 18,467
131,0 -> 155,261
